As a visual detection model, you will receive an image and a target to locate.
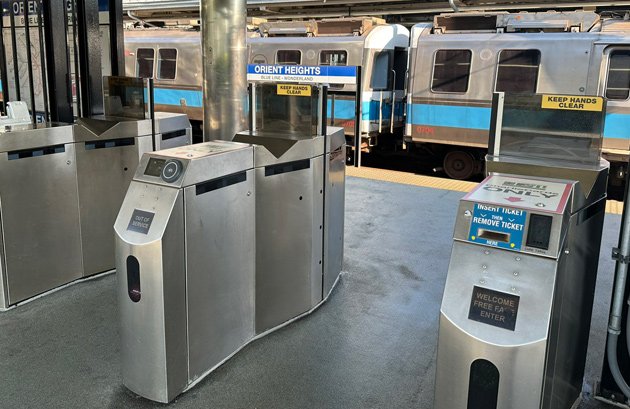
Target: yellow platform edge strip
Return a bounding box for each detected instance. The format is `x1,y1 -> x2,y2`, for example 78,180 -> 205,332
347,166 -> 623,216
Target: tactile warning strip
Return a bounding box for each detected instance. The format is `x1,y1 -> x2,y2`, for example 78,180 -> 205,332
346,166 -> 623,215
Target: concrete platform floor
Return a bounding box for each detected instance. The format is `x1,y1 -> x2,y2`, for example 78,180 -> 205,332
0,176 -> 623,408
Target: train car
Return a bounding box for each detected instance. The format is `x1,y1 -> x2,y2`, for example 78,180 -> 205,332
406,10 -> 630,184
124,27 -> 203,124
124,18 -> 409,149
250,18 -> 409,150
123,19 -> 264,137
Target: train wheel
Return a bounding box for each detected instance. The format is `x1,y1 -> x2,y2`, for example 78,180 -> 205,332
444,150 -> 476,180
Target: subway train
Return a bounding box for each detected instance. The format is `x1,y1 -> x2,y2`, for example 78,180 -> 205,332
124,11 -> 630,184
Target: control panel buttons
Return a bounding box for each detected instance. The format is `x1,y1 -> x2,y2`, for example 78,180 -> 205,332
161,159 -> 183,183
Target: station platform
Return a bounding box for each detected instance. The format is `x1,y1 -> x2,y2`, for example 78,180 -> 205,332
0,169 -> 622,408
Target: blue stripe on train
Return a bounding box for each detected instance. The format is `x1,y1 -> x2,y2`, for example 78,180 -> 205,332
407,103 -> 630,140
602,113 -> 630,140
327,98 -> 355,120
145,87 -> 204,108
407,103 -> 492,130
326,99 -> 399,121
148,87 -> 401,123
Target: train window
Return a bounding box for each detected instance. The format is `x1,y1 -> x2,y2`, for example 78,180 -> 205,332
321,51 -> 348,89
496,50 -> 540,93
431,50 -> 471,93
606,50 -> 630,100
320,50 -> 347,66
276,50 -> 301,65
157,48 -> 177,80
371,51 -> 391,90
136,48 -> 155,79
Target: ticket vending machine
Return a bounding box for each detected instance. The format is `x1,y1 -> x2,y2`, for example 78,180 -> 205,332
234,82 -> 345,332
434,93 -> 609,409
115,142 -> 255,403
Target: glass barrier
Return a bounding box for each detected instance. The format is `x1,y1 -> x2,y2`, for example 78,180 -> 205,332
102,76 -> 149,120
490,93 -> 605,167
253,83 -> 320,135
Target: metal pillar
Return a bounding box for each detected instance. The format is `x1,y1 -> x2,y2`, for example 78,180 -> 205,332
42,0 -> 73,123
109,0 -> 124,76
200,0 -> 248,141
0,2 -> 10,110
76,0 -> 103,115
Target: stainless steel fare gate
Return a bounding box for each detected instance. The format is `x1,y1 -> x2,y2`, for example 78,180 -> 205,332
115,142 -> 256,403
435,93 -> 609,409
116,82 -> 346,403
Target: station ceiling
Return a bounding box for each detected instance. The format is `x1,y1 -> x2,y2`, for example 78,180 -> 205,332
123,0 -> 630,20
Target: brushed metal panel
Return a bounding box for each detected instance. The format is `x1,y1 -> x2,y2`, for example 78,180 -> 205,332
541,198 -> 606,409
185,170 -> 255,381
0,143 -> 83,305
76,141 -> 140,276
0,208 -> 8,309
234,131 -> 325,167
323,147 -> 345,296
310,157 -> 325,306
436,241 -> 558,409
154,112 -> 192,135
133,141 -> 253,189
254,157 -> 323,333
155,130 -> 192,151
115,182 -> 187,403
0,123 -> 75,153
74,117 -> 152,141
435,314 -> 548,409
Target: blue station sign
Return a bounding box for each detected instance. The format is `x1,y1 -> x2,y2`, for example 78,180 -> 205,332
247,64 -> 357,85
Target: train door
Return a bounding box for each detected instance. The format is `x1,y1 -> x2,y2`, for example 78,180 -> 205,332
392,46 -> 408,136
366,49 -> 393,144
320,49 -> 356,136
599,45 -> 630,184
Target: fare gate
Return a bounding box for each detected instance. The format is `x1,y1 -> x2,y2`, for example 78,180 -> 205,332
435,93 -> 609,409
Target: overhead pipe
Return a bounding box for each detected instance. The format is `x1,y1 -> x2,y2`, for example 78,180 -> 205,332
127,11 -> 157,28
201,0 -> 248,141
448,0 -> 460,12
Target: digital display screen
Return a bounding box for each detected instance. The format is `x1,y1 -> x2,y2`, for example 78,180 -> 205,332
526,214 -> 553,250
144,158 -> 166,177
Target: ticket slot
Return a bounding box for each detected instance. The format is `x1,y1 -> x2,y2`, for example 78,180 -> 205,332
477,229 -> 510,243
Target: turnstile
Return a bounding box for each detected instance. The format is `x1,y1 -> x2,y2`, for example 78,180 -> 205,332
115,142 -> 256,403
234,127 -> 345,332
74,112 -> 191,276
0,123 -> 83,308
116,81 -> 346,403
435,93 -> 609,409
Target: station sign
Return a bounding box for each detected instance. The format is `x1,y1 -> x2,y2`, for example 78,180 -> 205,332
541,94 -> 603,112
247,64 -> 357,85
2,0 -> 110,27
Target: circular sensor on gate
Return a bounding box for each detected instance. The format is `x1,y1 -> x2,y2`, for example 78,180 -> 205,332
161,160 -> 183,182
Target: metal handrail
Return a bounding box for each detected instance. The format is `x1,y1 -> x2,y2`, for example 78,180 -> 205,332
390,69 -> 396,134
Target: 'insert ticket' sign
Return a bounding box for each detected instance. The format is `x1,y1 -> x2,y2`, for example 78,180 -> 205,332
469,203 -> 527,251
